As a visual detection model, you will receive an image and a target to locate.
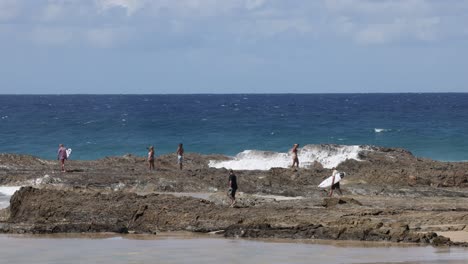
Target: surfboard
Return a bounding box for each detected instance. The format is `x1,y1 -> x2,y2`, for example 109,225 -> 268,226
66,148 -> 72,158
318,172 -> 345,188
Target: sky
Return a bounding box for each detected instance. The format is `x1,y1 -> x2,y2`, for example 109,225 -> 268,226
0,0 -> 467,94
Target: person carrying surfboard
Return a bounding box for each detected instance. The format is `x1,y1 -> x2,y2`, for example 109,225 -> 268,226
57,144 -> 67,172
329,167 -> 343,197
291,144 -> 299,168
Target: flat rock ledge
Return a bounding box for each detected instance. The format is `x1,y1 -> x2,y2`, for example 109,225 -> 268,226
1,187 -> 466,247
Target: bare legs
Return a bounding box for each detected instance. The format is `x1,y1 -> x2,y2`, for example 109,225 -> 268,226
292,157 -> 299,168
60,159 -> 65,172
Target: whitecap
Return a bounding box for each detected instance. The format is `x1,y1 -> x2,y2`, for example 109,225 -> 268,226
209,145 -> 368,170
374,128 -> 390,133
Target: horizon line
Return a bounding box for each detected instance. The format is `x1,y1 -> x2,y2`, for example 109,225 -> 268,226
1,92 -> 467,96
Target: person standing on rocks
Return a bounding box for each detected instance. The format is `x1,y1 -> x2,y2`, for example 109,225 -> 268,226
148,146 -> 155,171
228,169 -> 238,207
291,144 -> 299,168
329,167 -> 343,197
57,144 -> 67,172
176,143 -> 184,170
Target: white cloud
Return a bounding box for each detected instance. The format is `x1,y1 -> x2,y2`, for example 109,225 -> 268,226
1,0 -> 467,48
354,17 -> 440,44
245,0 -> 266,10
324,0 -> 447,44
325,0 -> 431,16
0,0 -> 21,21
95,0 -> 146,16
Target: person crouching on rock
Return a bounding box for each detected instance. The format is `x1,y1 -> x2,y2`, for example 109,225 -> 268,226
329,167 -> 343,197
57,144 -> 67,172
228,169 -> 238,207
148,146 -> 155,171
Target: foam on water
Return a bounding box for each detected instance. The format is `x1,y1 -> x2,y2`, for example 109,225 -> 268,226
0,186 -> 22,209
0,186 -> 22,196
209,144 -> 366,170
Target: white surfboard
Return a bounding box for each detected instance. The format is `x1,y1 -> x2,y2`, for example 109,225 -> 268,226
318,172 -> 345,188
66,148 -> 72,158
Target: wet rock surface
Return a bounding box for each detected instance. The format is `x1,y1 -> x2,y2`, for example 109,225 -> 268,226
0,146 -> 468,246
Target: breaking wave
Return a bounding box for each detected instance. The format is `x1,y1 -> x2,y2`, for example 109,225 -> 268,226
374,128 -> 390,133
0,186 -> 22,196
209,144 -> 367,170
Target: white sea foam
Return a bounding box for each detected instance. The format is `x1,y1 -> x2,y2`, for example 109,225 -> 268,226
209,144 -> 367,170
374,128 -> 390,133
0,186 -> 22,196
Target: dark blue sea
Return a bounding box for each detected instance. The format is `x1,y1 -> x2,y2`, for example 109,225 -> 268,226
0,94 -> 467,161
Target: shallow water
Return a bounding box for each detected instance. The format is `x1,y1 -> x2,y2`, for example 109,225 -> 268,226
0,234 -> 467,264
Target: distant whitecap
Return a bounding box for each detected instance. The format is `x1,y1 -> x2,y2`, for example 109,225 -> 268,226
374,128 -> 389,133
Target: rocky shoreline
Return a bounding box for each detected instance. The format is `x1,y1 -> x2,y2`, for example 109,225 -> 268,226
0,145 -> 467,246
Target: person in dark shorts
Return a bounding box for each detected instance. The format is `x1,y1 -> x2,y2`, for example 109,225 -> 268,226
329,167 -> 343,197
228,169 -> 238,207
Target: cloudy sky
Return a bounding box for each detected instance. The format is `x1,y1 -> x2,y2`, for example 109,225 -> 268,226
1,0 -> 467,94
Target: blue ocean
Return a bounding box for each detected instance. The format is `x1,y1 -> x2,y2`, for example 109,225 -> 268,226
0,94 -> 467,161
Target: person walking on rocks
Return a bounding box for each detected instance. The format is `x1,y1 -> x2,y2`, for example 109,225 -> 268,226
329,167 -> 343,197
57,144 -> 67,172
148,146 -> 155,171
228,169 -> 238,207
176,143 -> 184,170
291,144 -> 299,168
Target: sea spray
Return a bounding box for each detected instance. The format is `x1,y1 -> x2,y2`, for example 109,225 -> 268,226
208,144 -> 368,170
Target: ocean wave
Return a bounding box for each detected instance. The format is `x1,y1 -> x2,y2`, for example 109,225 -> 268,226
208,144 -> 367,170
374,128 -> 390,133
0,186 -> 22,196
